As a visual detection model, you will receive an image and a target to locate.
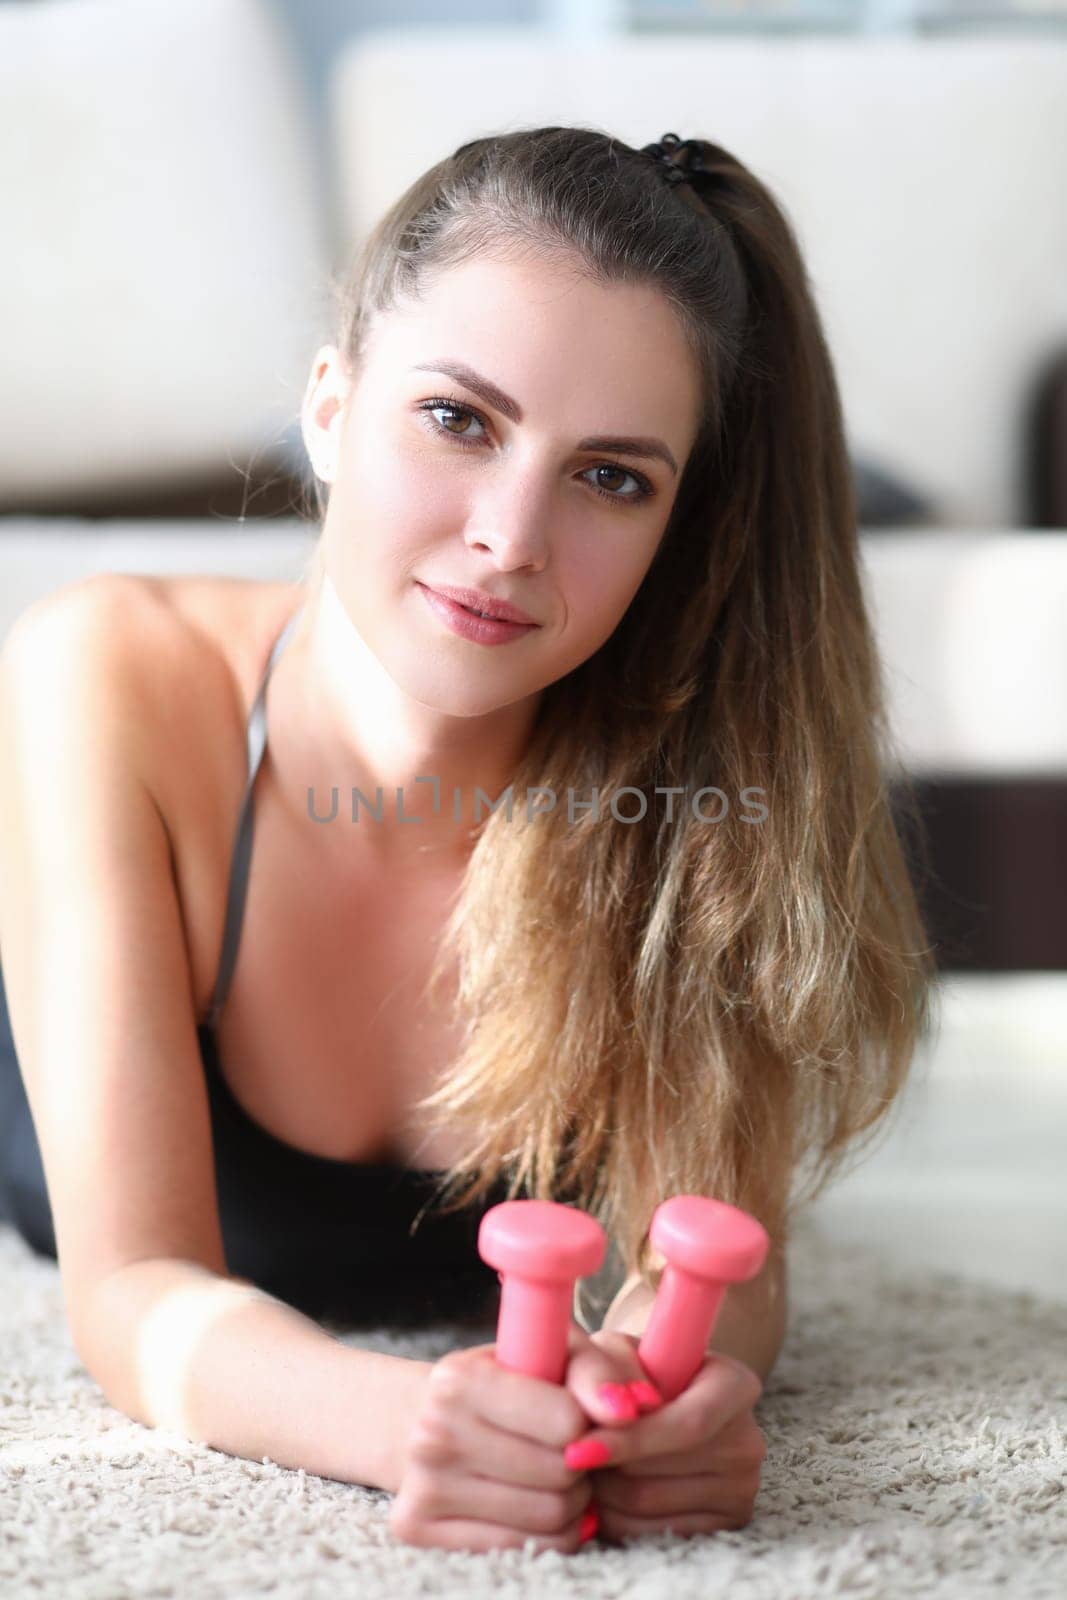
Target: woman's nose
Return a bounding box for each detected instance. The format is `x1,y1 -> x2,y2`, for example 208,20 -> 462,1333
463,504 -> 549,571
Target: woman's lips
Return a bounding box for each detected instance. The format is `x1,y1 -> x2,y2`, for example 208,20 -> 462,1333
417,582 -> 539,646
421,582 -> 537,626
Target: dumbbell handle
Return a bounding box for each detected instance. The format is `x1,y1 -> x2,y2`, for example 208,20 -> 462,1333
495,1272 -> 574,1384
637,1267 -> 727,1400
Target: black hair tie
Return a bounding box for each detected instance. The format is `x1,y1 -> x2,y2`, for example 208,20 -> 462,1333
640,131 -> 713,190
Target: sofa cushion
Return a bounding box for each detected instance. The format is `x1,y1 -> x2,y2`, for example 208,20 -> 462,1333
0,0 -> 329,509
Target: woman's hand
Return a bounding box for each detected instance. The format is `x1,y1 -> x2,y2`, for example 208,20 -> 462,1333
389,1324 -> 599,1554
562,1328 -> 767,1544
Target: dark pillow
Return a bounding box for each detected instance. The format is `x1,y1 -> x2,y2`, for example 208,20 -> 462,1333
852,453 -> 938,526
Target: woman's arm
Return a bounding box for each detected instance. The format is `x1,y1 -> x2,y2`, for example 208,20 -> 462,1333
600,1244 -> 788,1384
79,1256 -> 433,1492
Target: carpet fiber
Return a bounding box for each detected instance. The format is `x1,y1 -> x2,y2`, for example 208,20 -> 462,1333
1,1212 -> 1064,1598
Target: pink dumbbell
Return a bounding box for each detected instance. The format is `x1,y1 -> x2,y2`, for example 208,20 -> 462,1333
636,1196 -> 770,1400
478,1200 -> 607,1383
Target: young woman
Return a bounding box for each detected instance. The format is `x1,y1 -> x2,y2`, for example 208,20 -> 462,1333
0,126 -> 937,1551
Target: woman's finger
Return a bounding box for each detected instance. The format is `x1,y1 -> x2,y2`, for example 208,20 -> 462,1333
411,1400 -> 591,1494
603,1404 -> 767,1478
432,1344 -> 588,1455
593,1463 -> 762,1519
597,1435 -> 723,1477
392,1503 -> 594,1555
564,1329 -> 658,1427
596,1504 -> 752,1545
403,1459 -> 592,1535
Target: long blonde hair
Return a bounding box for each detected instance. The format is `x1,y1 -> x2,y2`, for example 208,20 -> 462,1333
294,125 -> 939,1290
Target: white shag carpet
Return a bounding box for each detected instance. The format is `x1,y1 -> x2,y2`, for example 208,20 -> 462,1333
1,1212 -> 1064,1599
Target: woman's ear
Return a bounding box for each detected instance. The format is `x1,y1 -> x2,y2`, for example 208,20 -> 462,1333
301,343 -> 352,485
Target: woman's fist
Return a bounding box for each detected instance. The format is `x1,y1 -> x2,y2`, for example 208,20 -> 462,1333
389,1324 -> 599,1554
562,1329 -> 767,1545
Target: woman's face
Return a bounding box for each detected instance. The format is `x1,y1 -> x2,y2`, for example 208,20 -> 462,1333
303,251 -> 702,719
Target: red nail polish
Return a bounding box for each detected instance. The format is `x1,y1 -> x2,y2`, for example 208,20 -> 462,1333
597,1382 -> 638,1420
565,1436 -> 613,1471
578,1505 -> 600,1544
628,1378 -> 663,1409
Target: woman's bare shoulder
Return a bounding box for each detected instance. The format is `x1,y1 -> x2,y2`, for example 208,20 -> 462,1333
139,573 -> 298,680
5,570 -> 300,783
32,571 -> 297,696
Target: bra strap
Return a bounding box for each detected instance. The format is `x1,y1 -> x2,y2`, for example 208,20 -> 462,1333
204,609 -> 303,1034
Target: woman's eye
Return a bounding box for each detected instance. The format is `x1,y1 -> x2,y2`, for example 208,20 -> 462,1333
416,397 -> 655,508
428,401 -> 483,442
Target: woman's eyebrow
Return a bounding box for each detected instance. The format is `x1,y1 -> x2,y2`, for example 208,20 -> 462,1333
410,358 -> 678,477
